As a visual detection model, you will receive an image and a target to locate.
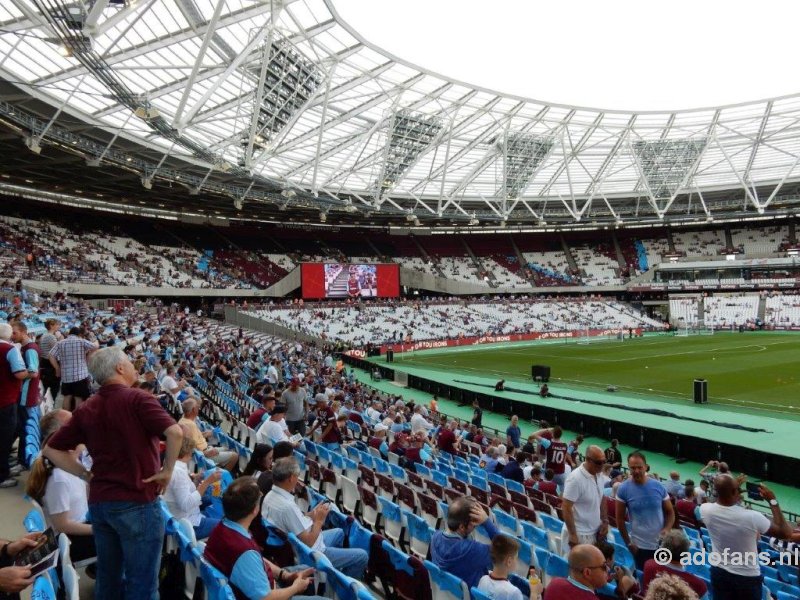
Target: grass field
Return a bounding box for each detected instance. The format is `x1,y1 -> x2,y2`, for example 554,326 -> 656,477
396,332 -> 800,416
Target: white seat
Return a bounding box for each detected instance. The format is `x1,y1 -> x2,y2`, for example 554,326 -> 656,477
58,534 -> 80,600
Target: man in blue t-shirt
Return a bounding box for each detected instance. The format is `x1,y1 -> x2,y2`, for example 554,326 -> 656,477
615,451 -> 675,569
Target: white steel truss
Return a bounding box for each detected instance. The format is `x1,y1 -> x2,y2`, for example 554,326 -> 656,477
1,0 -> 800,225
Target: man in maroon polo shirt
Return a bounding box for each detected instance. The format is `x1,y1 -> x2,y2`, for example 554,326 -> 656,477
544,544 -> 607,600
44,346 -> 183,600
437,420 -> 459,454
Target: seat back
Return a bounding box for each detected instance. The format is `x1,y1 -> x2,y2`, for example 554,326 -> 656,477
423,560 -> 469,600
405,510 -> 433,559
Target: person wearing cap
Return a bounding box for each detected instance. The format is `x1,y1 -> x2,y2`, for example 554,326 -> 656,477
308,395 -> 338,450
281,377 -> 307,436
256,404 -> 291,446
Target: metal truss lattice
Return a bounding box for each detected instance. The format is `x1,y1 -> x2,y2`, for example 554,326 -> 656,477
252,35 -> 323,143
376,109 -> 443,196
502,132 -> 554,199
633,138 -> 707,199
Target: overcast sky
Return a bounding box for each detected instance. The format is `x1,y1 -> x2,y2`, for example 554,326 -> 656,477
336,0 -> 800,112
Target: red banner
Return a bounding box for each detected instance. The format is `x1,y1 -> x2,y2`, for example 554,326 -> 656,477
375,327 -> 644,354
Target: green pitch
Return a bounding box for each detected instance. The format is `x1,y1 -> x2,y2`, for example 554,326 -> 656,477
395,332 -> 800,417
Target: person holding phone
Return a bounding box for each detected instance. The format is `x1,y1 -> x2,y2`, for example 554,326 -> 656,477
205,478 -> 325,600
700,475 -> 793,600
0,533 -> 43,596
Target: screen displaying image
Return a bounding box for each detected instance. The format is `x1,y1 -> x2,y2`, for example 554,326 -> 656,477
324,263 -> 377,298
301,263 -> 399,299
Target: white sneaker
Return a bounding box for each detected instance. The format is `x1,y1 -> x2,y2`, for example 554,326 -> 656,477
0,478 -> 18,488
8,465 -> 23,476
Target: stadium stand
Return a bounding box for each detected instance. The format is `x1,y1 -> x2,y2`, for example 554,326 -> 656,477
245,299 -> 665,345
3,294 -> 799,600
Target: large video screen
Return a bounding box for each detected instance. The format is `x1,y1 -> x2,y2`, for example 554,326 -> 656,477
301,263 -> 400,299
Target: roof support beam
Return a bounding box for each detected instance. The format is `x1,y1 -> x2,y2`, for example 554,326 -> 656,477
33,7 -> 325,85
83,0 -> 109,31
172,0 -> 227,128
258,72 -> 425,157
176,20 -> 275,130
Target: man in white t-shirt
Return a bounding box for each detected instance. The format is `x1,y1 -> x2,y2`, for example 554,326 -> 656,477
266,360 -> 279,385
562,445 -> 608,552
160,365 -> 185,399
256,404 -> 290,446
700,475 -> 791,600
410,405 -> 434,435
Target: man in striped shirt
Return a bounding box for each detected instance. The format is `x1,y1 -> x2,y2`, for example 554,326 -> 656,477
37,318 -> 61,401
49,327 -> 98,411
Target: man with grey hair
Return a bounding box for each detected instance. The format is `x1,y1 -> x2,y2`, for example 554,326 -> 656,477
642,530 -> 708,598
263,457 -> 367,579
0,323 -> 29,488
179,397 -> 237,471
45,346 -> 183,600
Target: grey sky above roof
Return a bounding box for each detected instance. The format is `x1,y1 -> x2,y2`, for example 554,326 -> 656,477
336,0 -> 800,112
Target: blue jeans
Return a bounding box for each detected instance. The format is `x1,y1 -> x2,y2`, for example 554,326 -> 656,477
194,516 -> 220,540
322,528 -> 368,579
89,500 -> 164,600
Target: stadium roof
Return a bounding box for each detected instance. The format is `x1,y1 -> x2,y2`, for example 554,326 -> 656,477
2,0 -> 800,228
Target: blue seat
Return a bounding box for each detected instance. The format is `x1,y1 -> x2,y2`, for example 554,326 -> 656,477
686,560 -> 711,579
317,445 -> 332,466
438,464 -> 454,477
325,566 -> 362,600
765,577 -> 799,600
492,508 -> 520,536
23,508 -> 46,533
287,533 -> 316,572
506,479 -> 525,494
778,593 -> 800,600
521,521 -> 549,549
488,472 -> 505,486
509,573 -> 532,598
454,469 -> 470,484
471,587 -> 492,600
199,558 -> 236,600
778,564 -> 799,586
546,553 -> 569,578
538,513 -> 564,536
534,547 -> 551,572
32,575 -> 56,600
404,510 -> 433,559
415,464 -> 432,478
389,463 -> 407,482
378,497 -> 405,547
430,469 -> 447,486
762,565 -> 780,580
424,560 -> 469,600
611,542 -> 635,571
304,439 -> 318,457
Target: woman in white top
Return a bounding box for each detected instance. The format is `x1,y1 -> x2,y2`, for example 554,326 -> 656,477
26,410 -> 95,562
163,435 -> 222,539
